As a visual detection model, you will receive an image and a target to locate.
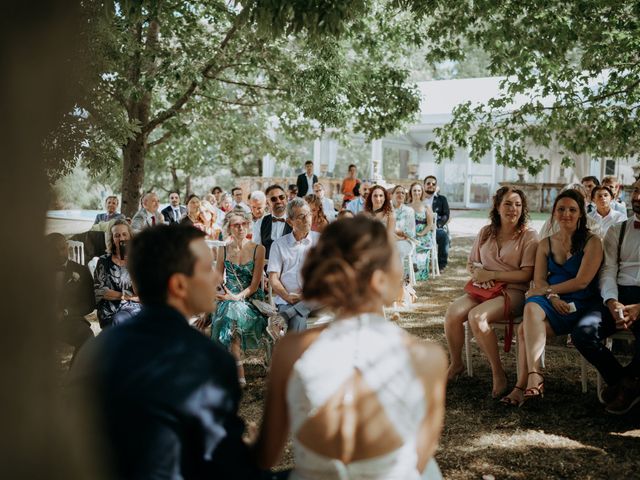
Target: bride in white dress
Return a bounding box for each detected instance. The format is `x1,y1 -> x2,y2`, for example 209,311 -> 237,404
253,216 -> 447,479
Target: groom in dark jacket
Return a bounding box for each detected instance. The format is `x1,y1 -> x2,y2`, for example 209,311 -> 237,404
68,225 -> 281,479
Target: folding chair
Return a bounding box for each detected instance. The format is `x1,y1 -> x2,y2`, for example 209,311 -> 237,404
67,240 -> 85,265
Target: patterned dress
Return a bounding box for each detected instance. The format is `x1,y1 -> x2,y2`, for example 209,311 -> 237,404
414,210 -> 434,281
211,247 -> 268,350
93,254 -> 141,328
394,204 -> 416,279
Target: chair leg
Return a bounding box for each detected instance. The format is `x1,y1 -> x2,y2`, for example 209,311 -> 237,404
464,321 -> 473,377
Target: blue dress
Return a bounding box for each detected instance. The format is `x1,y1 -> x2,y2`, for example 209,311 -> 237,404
526,237 -> 600,335
211,246 -> 268,350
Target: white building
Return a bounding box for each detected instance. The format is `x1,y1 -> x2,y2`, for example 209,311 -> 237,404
265,76 -> 637,208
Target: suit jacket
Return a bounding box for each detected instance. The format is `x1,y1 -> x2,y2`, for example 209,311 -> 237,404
56,261 -> 95,317
432,195 -> 450,229
131,208 -> 165,233
296,173 -> 318,197
260,214 -> 292,259
161,205 -> 187,224
68,305 -> 257,480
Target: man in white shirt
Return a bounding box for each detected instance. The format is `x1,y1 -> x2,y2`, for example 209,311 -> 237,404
602,176 -> 628,214
131,192 -> 165,233
161,191 -> 187,225
588,185 -> 626,235
573,179 -> 640,415
231,187 -> 251,213
346,181 -> 371,215
268,198 -> 319,331
253,185 -> 292,259
248,190 -> 267,223
312,182 -> 336,221
296,160 -> 318,197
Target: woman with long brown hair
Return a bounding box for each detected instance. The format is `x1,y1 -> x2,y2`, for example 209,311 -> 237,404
364,184 -> 396,234
254,216 -> 446,479
444,186 -> 539,398
304,193 -> 329,233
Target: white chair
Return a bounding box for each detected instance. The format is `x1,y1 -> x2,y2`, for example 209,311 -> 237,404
464,316 -> 533,377
67,240 -> 85,265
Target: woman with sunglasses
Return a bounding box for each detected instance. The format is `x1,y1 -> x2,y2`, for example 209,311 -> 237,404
211,210 -> 268,387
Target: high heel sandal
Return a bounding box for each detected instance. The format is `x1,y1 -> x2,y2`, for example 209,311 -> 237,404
499,386 -> 525,407
524,372 -> 545,399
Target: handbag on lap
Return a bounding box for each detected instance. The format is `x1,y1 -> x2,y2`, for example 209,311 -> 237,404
464,280 -> 513,352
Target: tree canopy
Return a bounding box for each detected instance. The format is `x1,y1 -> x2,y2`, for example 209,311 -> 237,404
402,0 -> 640,174
47,0 -> 425,215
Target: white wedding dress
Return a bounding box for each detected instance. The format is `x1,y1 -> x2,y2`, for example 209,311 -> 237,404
286,313 -> 443,480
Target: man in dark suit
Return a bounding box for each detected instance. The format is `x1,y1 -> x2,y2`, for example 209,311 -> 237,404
46,233 -> 95,364
253,184 -> 292,259
68,225 -> 262,479
296,160 -> 318,197
161,191 -> 187,224
424,175 -> 451,271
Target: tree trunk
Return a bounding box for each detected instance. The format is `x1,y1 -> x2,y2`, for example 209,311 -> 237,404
170,165 -> 180,196
185,175 -> 192,197
121,132 -> 147,217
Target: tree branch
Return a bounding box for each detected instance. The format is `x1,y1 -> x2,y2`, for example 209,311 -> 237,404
210,76 -> 287,92
148,130 -> 173,148
143,13 -> 247,135
200,93 -> 267,107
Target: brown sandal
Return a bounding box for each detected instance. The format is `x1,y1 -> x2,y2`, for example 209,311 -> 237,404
524,372 -> 545,399
499,386 -> 525,407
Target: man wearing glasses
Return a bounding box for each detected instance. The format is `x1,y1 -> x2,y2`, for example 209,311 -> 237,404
268,198 -> 320,332
423,176 -> 451,271
253,184 -> 292,259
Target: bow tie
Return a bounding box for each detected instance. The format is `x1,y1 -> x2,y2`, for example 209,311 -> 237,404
272,217 -> 286,223
635,221 -> 640,229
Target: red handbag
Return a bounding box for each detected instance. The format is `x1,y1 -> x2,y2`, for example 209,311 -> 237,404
464,280 -> 514,352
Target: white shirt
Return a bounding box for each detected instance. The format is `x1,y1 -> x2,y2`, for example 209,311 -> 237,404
267,231 -> 319,305
172,207 -> 181,221
252,214 -> 288,245
423,195 -> 434,209
588,208 -> 626,236
305,174 -> 314,192
346,197 -> 365,215
600,215 -> 640,303
321,197 -> 336,221
611,200 -> 627,214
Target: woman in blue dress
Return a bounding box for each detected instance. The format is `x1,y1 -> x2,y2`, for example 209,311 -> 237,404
211,210 -> 268,386
511,189 -> 603,404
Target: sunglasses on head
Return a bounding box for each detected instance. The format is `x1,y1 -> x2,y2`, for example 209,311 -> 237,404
270,194 -> 286,202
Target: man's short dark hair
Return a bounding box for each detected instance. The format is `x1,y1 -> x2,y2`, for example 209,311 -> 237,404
424,175 -> 437,184
129,225 -> 205,305
304,160 -> 313,166
265,184 -> 284,197
169,191 -> 180,197
288,184 -> 298,193
211,186 -> 222,194
581,176 -> 600,186
348,164 -> 356,170
231,187 -> 242,195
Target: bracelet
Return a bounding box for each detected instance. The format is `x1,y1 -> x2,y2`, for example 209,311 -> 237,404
546,293 -> 559,300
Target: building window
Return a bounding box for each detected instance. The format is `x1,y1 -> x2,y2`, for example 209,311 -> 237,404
605,159 -> 616,176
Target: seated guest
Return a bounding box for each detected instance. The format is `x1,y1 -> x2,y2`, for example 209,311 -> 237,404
253,185 -> 291,259
69,225 -> 260,479
581,175 -> 600,213
588,185 -> 626,234
212,211 -> 267,387
267,198 -> 319,332
346,181 -> 371,215
391,185 -> 416,278
131,192 -> 165,233
46,233 -> 95,364
312,182 -> 336,221
254,216 -> 446,480
180,194 -> 206,230
211,185 -> 223,204
409,181 -> 435,281
94,195 -> 124,224
249,190 -> 267,223
337,209 -> 354,219
445,186 -> 538,398
573,178 -> 640,414
296,160 -> 317,197
304,193 -> 329,233
94,220 -> 141,328
203,193 -> 225,228
539,183 -> 603,238
602,175 -> 627,214
219,192 -> 233,213
161,191 -> 186,224
231,187 -> 251,213
200,200 -> 223,240
287,184 -> 298,201
364,185 -> 396,234
514,189 -> 602,404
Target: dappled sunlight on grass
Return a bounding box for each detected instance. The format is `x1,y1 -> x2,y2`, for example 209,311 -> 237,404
468,431 -> 606,453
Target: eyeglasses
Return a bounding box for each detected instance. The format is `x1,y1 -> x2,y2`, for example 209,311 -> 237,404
230,222 -> 249,228
270,194 -> 286,203
396,191 -> 406,195
294,212 -> 313,221
425,182 -> 436,186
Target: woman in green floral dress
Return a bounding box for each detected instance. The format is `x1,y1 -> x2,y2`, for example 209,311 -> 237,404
408,182 -> 435,281
211,210 -> 267,386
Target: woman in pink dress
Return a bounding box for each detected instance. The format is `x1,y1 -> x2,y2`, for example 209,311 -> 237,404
444,186 -> 539,398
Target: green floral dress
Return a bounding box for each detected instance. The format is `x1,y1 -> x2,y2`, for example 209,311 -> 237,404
211,246 -> 267,350
414,210 -> 434,281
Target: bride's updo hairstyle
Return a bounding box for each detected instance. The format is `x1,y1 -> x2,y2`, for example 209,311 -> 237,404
302,216 -> 393,311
